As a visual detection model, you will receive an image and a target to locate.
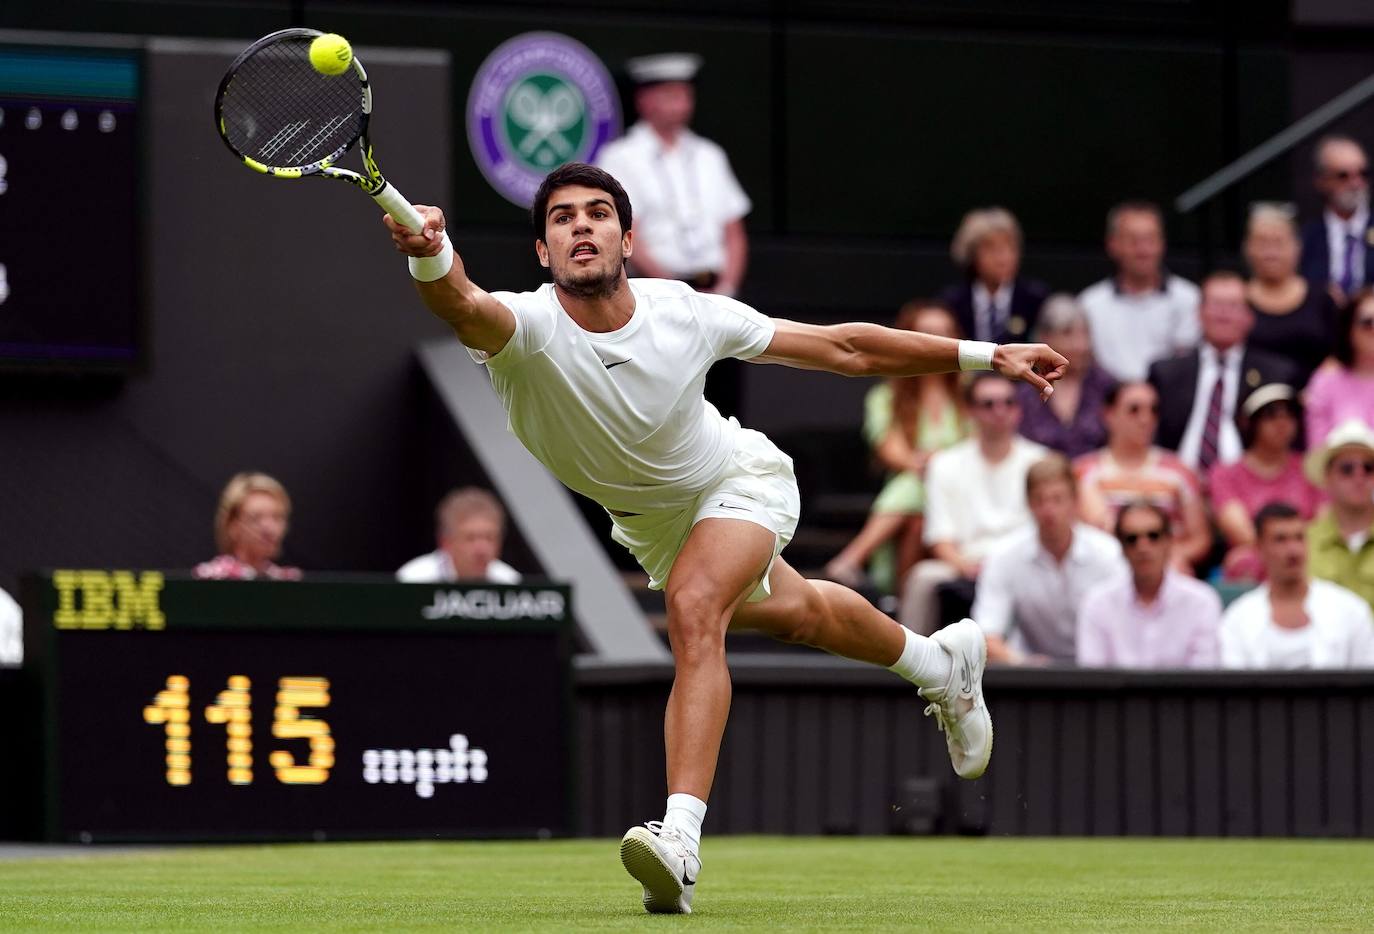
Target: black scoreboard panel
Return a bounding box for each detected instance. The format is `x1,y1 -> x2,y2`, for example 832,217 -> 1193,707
0,44 -> 141,369
23,573 -> 574,842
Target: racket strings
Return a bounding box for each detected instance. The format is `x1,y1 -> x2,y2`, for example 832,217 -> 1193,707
219,37 -> 365,169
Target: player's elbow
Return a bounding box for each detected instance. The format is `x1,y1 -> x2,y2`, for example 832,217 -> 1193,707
830,324 -> 880,376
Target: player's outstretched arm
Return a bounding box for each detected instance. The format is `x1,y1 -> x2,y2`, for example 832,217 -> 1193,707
754,319 -> 1068,400
383,206 -> 515,356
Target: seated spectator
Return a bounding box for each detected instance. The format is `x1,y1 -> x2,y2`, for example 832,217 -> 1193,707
1079,200 -> 1200,381
1210,385 -> 1324,581
1075,381 -> 1212,572
825,301 -> 967,591
1305,288 -> 1374,447
940,207 -> 1048,345
194,472 -> 301,581
1221,502 -> 1374,668
972,455 -> 1123,665
0,585 -> 19,667
898,372 -> 1047,635
1015,294 -> 1114,459
1304,418 -> 1374,605
1244,202 -> 1338,386
398,487 -> 522,584
1148,270 -> 1301,480
1298,135 -> 1372,307
1077,501 -> 1222,668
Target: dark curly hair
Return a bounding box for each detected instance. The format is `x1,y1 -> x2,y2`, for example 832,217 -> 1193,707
529,163 -> 633,243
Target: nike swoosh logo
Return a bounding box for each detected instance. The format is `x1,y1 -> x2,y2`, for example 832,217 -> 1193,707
960,659 -> 973,694
716,503 -> 750,512
683,868 -> 696,886
603,359 -> 631,370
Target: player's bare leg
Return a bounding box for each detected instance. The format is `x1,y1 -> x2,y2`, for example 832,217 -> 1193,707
734,557 -> 992,779
621,517 -> 775,914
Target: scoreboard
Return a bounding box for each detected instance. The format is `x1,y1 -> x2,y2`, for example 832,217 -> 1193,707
0,43 -> 141,369
21,571 -> 574,842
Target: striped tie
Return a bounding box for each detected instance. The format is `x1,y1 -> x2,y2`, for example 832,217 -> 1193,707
1198,358 -> 1226,481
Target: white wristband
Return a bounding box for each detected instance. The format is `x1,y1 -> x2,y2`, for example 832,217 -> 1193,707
958,339 -> 997,372
408,233 -> 454,282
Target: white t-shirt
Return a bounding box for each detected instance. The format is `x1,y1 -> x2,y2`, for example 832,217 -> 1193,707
595,123 -> 751,277
473,278 -> 775,513
1220,579 -> 1374,669
395,551 -> 521,584
922,436 -> 1048,559
0,586 -> 20,667
1078,275 -> 1201,381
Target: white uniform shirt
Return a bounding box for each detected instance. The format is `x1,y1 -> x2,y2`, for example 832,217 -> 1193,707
922,437 -> 1048,560
971,523 -> 1123,660
395,551 -> 522,584
1176,342 -> 1244,471
472,279 -> 774,513
595,122 -> 751,277
0,586 -> 20,667
1220,579 -> 1374,669
1079,275 -> 1201,381
1325,204 -> 1369,289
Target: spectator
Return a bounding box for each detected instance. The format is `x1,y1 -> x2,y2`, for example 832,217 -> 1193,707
0,585 -> 19,667
972,455 -> 1123,665
1015,294 -> 1115,459
1149,270 -> 1301,478
1075,382 -> 1212,572
397,487 -> 522,584
1304,287 -> 1374,447
898,373 -> 1047,635
1210,385 -> 1324,581
1077,501 -> 1221,669
940,207 -> 1048,344
825,301 -> 967,591
1244,203 -> 1338,385
1221,503 -> 1374,669
1304,418 -> 1374,605
1079,201 -> 1200,381
1299,135 -> 1372,307
194,472 -> 301,581
595,53 -> 750,416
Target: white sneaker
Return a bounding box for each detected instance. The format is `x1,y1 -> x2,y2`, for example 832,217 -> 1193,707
921,618 -> 993,779
619,821 -> 700,914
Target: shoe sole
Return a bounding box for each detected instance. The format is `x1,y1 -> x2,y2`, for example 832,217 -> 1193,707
620,827 -> 690,914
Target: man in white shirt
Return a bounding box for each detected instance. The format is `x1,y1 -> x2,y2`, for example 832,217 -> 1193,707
1221,502 -> 1374,669
0,585 -> 20,667
385,162 -> 1066,914
1299,135 -> 1372,306
899,373 -> 1048,636
972,454 -> 1122,664
1147,271 -> 1301,477
397,487 -> 522,584
1078,201 -> 1200,381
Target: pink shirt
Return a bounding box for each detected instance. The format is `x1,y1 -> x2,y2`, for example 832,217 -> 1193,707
1077,570 -> 1222,668
1305,366 -> 1374,448
194,555 -> 302,581
1208,454 -> 1325,520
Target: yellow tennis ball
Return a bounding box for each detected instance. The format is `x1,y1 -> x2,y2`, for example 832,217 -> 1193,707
309,33 -> 352,76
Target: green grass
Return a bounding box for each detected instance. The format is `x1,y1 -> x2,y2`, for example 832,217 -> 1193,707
0,837 -> 1371,932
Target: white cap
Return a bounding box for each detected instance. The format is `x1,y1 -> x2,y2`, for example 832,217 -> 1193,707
1304,417 -> 1374,486
626,53 -> 702,86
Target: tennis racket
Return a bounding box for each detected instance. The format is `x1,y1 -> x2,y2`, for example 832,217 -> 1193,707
214,27 -> 425,232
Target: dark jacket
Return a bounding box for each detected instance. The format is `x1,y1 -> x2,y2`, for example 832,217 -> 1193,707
1147,345 -> 1303,452
940,278 -> 1049,344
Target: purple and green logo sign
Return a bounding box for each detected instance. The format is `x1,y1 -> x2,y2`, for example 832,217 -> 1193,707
467,32 -> 621,208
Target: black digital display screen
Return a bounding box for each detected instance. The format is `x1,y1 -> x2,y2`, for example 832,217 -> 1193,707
0,45 -> 141,369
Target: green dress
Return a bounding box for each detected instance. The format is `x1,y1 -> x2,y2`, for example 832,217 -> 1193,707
860,383 -> 966,591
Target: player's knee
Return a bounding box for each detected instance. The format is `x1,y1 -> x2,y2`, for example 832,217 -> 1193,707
666,584 -> 727,657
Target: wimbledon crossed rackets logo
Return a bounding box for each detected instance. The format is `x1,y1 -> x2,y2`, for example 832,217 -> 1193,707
468,32 -> 620,207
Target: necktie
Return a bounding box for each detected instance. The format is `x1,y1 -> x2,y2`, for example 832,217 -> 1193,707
1198,356 -> 1226,480
1341,232 -> 1359,296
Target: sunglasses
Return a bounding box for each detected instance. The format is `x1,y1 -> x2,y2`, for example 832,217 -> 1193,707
974,398 -> 1018,411
1120,529 -> 1166,547
1125,402 -> 1160,416
1334,460 -> 1374,477
1330,167 -> 1370,182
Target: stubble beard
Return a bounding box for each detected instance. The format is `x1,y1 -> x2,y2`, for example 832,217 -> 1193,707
555,255 -> 625,300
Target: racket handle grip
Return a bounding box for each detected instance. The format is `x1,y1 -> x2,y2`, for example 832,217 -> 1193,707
372,182 -> 428,233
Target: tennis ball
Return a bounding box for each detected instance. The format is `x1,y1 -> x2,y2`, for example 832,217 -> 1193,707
309,33 -> 353,76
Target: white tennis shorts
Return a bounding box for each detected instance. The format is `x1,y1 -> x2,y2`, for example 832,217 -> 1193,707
609,427 -> 801,603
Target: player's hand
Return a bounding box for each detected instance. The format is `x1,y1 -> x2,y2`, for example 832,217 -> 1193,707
992,343 -> 1069,402
383,204 -> 447,258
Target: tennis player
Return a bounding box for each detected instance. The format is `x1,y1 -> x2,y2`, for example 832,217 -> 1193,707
384,163 -> 1067,914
